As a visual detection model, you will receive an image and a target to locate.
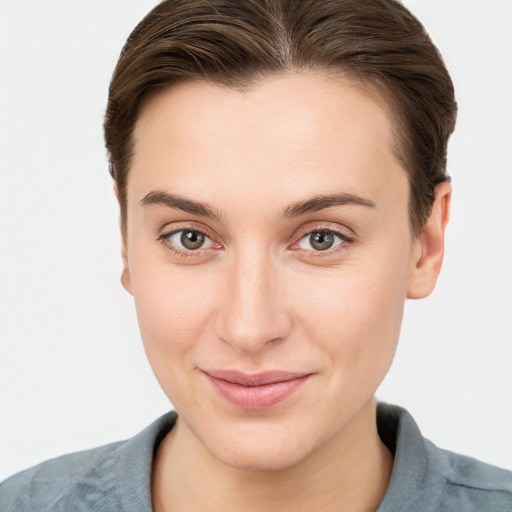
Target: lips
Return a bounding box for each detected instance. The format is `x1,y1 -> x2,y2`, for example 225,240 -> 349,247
202,369 -> 312,409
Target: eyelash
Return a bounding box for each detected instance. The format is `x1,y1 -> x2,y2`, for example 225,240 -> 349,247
158,227 -> 220,258
293,228 -> 353,255
157,225 -> 354,258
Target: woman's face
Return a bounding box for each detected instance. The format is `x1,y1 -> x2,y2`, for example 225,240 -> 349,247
123,74 -> 420,470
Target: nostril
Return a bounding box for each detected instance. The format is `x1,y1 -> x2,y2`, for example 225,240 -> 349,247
215,311 -> 292,354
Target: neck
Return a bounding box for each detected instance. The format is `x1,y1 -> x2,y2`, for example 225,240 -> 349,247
152,400 -> 393,512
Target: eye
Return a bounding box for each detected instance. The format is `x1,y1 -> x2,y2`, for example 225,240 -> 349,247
162,229 -> 217,251
297,230 -> 346,251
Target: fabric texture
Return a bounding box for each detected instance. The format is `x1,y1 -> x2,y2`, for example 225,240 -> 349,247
1,403 -> 511,511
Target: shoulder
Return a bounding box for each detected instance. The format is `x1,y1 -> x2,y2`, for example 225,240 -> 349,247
377,403 -> 512,512
0,412 -> 177,512
0,441 -> 124,512
426,441 -> 512,511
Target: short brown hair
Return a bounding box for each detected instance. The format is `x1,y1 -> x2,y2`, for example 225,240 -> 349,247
104,0 -> 457,237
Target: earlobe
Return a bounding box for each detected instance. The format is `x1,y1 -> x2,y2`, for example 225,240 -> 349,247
120,239 -> 133,295
407,181 -> 452,299
121,267 -> 133,295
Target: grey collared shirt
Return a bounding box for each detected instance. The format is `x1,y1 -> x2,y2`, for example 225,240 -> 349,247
1,403 -> 511,511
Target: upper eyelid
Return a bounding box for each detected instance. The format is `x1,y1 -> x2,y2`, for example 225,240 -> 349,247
159,223 -> 218,241
298,228 -> 350,239
293,222 -> 355,241
294,230 -> 351,252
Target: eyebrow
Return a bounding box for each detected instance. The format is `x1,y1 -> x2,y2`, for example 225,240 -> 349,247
140,190 -> 221,219
282,192 -> 376,218
140,189 -> 376,220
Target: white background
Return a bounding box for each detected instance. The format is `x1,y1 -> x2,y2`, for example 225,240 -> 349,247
0,0 -> 511,480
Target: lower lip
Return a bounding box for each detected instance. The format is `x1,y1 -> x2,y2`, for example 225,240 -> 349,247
205,374 -> 310,410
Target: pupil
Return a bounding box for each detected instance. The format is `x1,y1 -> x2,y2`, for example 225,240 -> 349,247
311,232 -> 334,250
181,230 -> 205,250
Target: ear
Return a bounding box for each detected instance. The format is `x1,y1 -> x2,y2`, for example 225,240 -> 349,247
120,235 -> 133,296
407,181 -> 452,299
114,183 -> 133,295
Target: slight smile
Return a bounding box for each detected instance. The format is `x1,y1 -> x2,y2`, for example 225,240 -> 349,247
201,370 -> 313,410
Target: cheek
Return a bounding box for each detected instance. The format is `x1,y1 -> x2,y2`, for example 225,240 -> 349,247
130,263 -> 224,414
130,260 -> 216,368
292,253 -> 410,385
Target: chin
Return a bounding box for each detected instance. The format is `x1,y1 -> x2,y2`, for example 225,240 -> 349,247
214,444 -> 311,472
202,422 -> 318,472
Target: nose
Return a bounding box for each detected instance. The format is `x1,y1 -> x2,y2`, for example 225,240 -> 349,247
214,249 -> 292,353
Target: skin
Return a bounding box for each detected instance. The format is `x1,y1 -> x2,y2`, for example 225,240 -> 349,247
120,73 -> 451,511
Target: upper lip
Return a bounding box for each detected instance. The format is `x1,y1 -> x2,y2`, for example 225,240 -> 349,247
202,369 -> 312,386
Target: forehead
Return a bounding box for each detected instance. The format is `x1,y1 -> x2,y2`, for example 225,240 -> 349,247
129,73 -> 407,218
